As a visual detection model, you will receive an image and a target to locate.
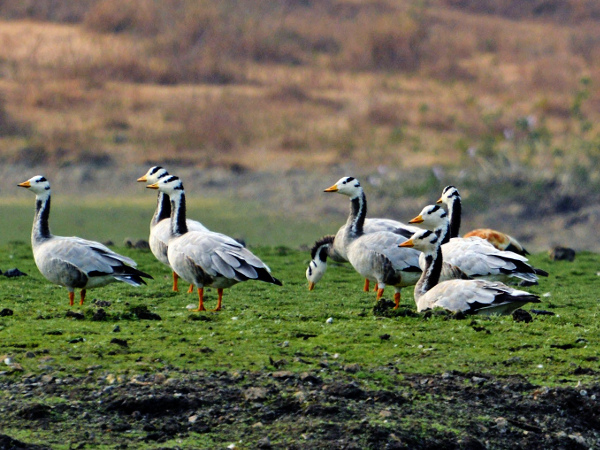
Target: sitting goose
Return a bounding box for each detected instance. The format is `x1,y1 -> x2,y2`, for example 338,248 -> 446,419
399,229 -> 540,315
147,175 -> 282,311
438,185 -> 529,255
137,166 -> 208,292
18,175 -> 152,306
322,176 -> 420,291
409,205 -> 547,283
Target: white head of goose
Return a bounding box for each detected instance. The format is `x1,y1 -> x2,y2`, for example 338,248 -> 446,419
399,229 -> 540,315
306,235 -> 335,291
437,185 -> 529,255
138,166 -> 208,293
147,175 -> 282,312
18,175 -> 153,306
408,204 -> 547,284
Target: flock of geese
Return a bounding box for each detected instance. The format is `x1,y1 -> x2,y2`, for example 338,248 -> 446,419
16,169 -> 547,316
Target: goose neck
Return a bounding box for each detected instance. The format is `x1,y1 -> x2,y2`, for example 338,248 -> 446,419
169,191 -> 189,236
446,196 -> 461,238
414,246 -> 442,300
32,193 -> 52,243
346,191 -> 366,237
152,192 -> 171,226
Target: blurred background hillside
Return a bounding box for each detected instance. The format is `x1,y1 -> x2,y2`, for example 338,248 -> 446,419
0,0 -> 599,251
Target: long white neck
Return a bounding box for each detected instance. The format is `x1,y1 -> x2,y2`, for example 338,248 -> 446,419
169,190 -> 188,237
32,191 -> 52,244
414,246 -> 443,301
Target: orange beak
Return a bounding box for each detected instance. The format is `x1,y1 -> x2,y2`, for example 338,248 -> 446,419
308,282 -> 315,291
147,182 -> 159,190
323,184 -> 338,192
399,239 -> 414,248
137,175 -> 148,182
408,214 -> 424,224
18,180 -> 31,188
436,197 -> 443,204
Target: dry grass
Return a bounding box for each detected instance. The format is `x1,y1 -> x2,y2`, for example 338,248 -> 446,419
0,1 -> 598,174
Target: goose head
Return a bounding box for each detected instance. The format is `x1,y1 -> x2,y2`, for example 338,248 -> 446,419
399,229 -> 442,253
18,175 -> 51,197
408,204 -> 448,231
137,166 -> 170,184
437,185 -> 460,206
306,236 -> 334,290
324,176 -> 362,198
147,175 -> 184,196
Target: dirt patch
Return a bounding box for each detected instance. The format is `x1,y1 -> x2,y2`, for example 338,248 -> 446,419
1,368 -> 599,448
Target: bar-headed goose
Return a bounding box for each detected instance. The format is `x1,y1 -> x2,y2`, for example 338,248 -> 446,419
18,175 -> 153,306
306,235 -> 335,291
137,166 -> 208,292
320,176 -> 420,292
147,175 -> 282,311
438,185 -> 529,255
409,205 -> 547,283
399,229 -> 540,315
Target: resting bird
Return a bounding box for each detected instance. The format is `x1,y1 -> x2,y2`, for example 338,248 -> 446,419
147,175 -> 282,311
409,204 -> 547,284
399,229 -> 540,315
18,175 -> 152,306
437,185 -> 529,255
137,166 -> 208,292
321,176 -> 420,291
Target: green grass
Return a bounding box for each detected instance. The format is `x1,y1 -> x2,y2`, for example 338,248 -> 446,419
1,232 -> 599,448
1,241 -> 599,384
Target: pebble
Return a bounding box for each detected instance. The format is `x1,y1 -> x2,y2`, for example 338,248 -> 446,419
326,317 -> 333,324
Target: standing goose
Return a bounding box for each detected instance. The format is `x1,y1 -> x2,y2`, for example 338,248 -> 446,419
321,176 -> 420,291
399,229 -> 540,315
18,175 -> 152,306
147,175 -> 282,311
137,166 -> 208,292
409,204 -> 547,283
438,185 -> 529,255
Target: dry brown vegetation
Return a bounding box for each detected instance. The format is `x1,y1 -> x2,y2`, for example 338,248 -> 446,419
0,0 -> 598,175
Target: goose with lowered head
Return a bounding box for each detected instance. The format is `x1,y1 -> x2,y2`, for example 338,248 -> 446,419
409,204 -> 547,284
146,175 -> 282,311
137,166 -> 209,292
399,229 -> 540,315
18,175 -> 153,306
437,185 -> 529,255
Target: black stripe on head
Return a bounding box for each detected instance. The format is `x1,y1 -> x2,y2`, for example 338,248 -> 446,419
149,166 -> 163,175
345,177 -> 355,183
37,176 -> 47,182
310,235 -> 335,259
157,171 -> 169,179
443,185 -> 459,197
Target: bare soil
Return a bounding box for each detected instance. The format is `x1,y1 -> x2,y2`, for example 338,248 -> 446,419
1,367 -> 599,449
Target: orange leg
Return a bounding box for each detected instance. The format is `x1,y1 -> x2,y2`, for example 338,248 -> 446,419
69,291 -> 75,306
187,284 -> 194,294
374,283 -> 379,292
80,289 -> 87,306
193,287 -> 206,312
376,288 -> 384,301
393,292 -> 401,309
363,279 -> 370,292
213,288 -> 224,312
172,272 -> 179,292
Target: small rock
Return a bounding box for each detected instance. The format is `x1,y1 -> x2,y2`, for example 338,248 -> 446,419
66,311 -> 85,320
549,246 -> 575,261
256,437 -> 272,449
154,373 -> 166,384
495,417 -> 508,431
379,410 -> 393,418
244,387 -> 268,401
343,363 -> 361,374
379,333 -> 391,340
568,433 -> 587,445
512,309 -> 533,323
271,370 -> 294,379
188,414 -> 198,423
92,308 -> 107,321
3,268 -> 27,277
0,308 -> 13,317
110,338 -> 128,347
25,352 -> 35,358
326,317 -> 333,324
